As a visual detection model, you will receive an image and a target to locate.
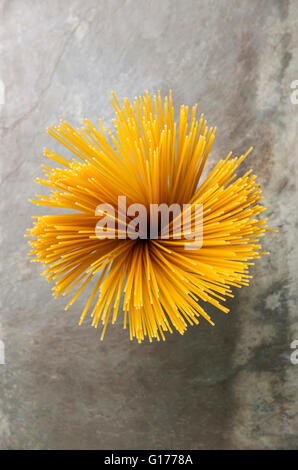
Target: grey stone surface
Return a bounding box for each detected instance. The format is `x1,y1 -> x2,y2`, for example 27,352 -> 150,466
0,0 -> 298,450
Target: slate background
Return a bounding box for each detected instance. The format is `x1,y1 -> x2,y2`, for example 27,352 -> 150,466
0,0 -> 297,449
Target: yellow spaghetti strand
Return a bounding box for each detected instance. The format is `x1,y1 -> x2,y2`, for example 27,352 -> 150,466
27,90 -> 276,343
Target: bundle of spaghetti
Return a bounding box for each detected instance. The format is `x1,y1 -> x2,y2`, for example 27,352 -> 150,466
27,90 -> 276,342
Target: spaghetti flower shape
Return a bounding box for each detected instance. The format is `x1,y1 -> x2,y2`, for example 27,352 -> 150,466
27,91 -> 275,342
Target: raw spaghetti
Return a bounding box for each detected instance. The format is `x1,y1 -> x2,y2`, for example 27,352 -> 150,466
27,90 -> 276,343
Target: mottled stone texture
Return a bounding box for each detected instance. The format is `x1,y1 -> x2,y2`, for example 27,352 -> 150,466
0,0 -> 297,450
